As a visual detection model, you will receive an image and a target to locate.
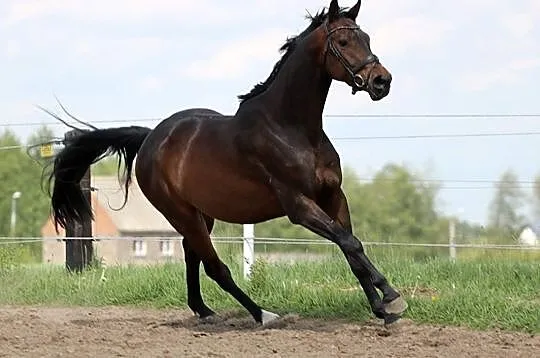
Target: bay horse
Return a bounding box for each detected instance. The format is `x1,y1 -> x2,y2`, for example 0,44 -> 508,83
45,0 -> 408,325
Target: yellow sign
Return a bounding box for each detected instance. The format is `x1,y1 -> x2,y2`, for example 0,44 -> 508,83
40,143 -> 54,158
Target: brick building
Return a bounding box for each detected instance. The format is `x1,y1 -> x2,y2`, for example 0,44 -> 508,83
41,176 -> 183,266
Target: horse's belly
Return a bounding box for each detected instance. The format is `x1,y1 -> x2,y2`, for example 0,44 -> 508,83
183,172 -> 284,224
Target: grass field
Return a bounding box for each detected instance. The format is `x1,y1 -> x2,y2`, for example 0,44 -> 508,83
0,246 -> 538,334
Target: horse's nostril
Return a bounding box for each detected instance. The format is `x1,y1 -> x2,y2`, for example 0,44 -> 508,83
373,75 -> 391,90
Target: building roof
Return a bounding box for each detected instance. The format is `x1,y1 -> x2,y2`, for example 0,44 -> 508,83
92,175 -> 176,234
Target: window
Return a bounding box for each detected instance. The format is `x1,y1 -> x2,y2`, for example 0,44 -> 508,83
160,240 -> 174,256
133,240 -> 147,257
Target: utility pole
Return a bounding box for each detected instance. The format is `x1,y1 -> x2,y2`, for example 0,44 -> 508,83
243,224 -> 255,279
63,129 -> 93,273
10,191 -> 21,237
449,218 -> 456,263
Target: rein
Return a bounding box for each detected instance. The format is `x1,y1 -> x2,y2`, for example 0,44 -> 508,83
324,21 -> 379,94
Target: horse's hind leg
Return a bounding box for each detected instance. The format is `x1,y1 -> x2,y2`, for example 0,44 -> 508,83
182,238 -> 215,319
164,213 -> 215,319
181,214 -> 224,319
170,204 -> 279,325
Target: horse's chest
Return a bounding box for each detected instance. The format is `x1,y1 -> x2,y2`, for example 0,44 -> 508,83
314,158 -> 341,190
244,130 -> 341,193
285,151 -> 341,193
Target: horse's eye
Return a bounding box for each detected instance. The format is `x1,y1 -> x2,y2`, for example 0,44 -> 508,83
338,39 -> 348,47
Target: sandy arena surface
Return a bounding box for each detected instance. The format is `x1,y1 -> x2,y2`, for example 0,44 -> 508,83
0,306 -> 537,357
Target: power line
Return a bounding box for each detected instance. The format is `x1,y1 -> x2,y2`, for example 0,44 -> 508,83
3,130 -> 540,152
86,173 -> 540,191
332,131 -> 540,140
93,185 -> 537,193
1,113 -> 540,128
0,141 -> 63,152
0,145 -> 29,151
94,177 -> 540,187
0,144 -> 53,151
354,178 -> 540,185
326,114 -> 540,118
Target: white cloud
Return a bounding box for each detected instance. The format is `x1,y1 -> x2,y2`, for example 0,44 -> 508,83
5,40 -> 20,58
74,36 -> 168,59
460,58 -> 540,92
370,16 -> 453,56
136,75 -> 163,93
0,100 -> 40,124
181,29 -> 288,80
500,13 -> 535,39
509,58 -> 540,71
461,71 -> 513,93
67,36 -> 174,73
2,0 -> 454,83
4,0 -> 364,27
179,5 -> 454,81
446,0 -> 540,92
394,73 -> 423,94
3,0 -> 236,26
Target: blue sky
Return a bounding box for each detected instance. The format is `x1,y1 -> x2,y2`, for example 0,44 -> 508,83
1,0 -> 540,225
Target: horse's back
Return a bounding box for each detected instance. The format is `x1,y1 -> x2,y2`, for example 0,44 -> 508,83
161,108 -> 227,128
169,108 -> 225,119
138,107 -> 224,150
135,107 -> 226,184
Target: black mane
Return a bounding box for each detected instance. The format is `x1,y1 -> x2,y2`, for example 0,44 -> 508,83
237,7 -> 349,103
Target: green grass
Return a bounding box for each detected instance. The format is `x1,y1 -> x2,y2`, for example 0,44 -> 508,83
0,251 -> 538,334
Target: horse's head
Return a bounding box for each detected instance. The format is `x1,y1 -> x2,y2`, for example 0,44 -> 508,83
319,0 -> 391,101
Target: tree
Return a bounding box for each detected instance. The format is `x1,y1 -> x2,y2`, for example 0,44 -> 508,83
487,169 -> 525,233
0,129 -> 54,239
346,163 -> 442,243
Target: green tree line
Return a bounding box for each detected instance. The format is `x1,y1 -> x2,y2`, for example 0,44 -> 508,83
1,126 -> 538,262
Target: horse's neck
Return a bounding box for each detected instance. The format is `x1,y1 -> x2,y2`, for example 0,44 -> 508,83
263,44 -> 331,143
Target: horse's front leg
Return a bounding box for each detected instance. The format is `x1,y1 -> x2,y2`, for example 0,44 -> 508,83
272,181 -> 405,324
318,188 -> 408,317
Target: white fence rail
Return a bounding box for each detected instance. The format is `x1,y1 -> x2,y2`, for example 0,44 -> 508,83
2,236 -> 539,250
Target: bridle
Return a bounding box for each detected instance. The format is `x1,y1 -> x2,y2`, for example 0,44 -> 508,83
323,20 -> 379,94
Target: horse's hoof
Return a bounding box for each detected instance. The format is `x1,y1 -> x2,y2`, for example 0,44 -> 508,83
383,313 -> 401,326
198,314 -> 219,324
261,309 -> 280,325
383,296 -> 408,315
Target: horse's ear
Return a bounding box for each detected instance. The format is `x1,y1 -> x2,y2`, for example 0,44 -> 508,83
328,0 -> 340,22
346,0 -> 361,20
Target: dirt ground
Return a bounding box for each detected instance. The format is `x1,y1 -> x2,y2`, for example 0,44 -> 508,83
0,306 -> 537,358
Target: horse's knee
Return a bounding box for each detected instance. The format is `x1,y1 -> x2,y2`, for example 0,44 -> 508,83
339,234 -> 364,254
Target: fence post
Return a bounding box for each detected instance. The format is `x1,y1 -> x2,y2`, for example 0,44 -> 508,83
449,218 -> 456,262
64,129 -> 94,273
243,224 -> 255,279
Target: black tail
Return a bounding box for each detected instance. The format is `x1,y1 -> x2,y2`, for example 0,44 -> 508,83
46,126 -> 152,233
